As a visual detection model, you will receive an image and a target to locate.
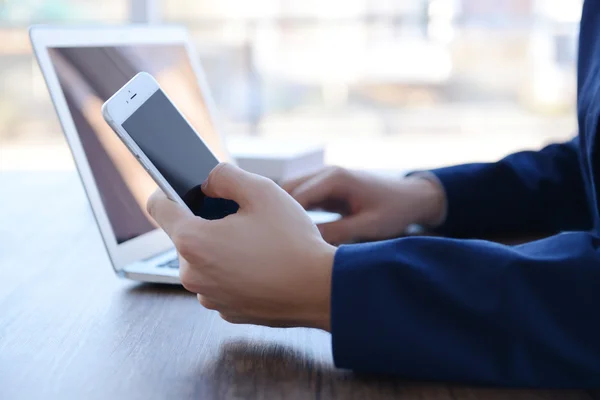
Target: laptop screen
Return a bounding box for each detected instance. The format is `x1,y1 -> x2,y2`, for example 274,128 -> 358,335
48,44 -> 229,244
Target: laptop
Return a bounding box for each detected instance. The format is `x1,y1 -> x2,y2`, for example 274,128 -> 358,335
30,25 -> 338,284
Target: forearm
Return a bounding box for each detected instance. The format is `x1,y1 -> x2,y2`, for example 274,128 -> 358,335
330,234 -> 600,387
429,139 -> 591,238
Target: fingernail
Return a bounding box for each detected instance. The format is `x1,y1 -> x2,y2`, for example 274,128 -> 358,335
201,179 -> 208,190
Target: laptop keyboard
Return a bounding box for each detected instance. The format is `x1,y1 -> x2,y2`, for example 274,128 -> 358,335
157,258 -> 179,269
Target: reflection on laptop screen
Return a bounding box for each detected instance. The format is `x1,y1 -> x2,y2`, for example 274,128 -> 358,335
48,45 -> 229,244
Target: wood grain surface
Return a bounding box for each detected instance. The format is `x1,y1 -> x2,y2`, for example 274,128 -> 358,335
1,171 -> 598,400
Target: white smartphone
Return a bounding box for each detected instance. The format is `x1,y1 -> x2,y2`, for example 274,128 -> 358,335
101,72 -> 238,219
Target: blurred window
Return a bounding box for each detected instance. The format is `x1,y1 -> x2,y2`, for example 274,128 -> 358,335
162,0 -> 582,169
0,0 -> 585,171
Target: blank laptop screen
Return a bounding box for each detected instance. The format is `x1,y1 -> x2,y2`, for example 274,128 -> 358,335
48,44 -> 229,244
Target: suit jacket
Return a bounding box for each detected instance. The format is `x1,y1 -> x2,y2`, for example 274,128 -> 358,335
331,0 -> 600,387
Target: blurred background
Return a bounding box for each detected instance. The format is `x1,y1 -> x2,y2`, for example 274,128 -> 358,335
0,0 -> 582,172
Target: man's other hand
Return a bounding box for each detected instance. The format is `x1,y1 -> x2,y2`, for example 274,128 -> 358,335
282,167 -> 446,244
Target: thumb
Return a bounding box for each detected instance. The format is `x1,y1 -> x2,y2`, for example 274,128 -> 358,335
201,162 -> 266,208
317,213 -> 374,245
147,189 -> 194,237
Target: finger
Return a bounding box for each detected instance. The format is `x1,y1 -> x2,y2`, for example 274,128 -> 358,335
202,162 -> 269,208
291,169 -> 346,209
147,189 -> 194,237
318,214 -> 373,245
219,313 -> 249,325
280,170 -> 322,194
197,294 -> 220,311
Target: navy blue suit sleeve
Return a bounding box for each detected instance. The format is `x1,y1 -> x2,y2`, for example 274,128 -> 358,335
331,233 -> 600,387
429,139 -> 591,237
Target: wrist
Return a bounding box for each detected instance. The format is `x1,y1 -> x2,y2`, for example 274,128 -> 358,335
304,242 -> 336,331
406,174 -> 447,227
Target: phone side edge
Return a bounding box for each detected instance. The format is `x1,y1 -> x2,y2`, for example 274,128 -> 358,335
101,104 -> 190,213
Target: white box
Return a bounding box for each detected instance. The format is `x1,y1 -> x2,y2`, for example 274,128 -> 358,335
227,137 -> 325,183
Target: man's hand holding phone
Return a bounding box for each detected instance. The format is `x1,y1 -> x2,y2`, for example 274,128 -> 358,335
147,163 -> 336,330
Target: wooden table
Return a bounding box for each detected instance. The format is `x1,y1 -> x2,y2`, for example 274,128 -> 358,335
1,171 -> 598,400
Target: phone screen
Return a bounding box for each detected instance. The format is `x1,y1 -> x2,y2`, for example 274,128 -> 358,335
122,89 -> 238,219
